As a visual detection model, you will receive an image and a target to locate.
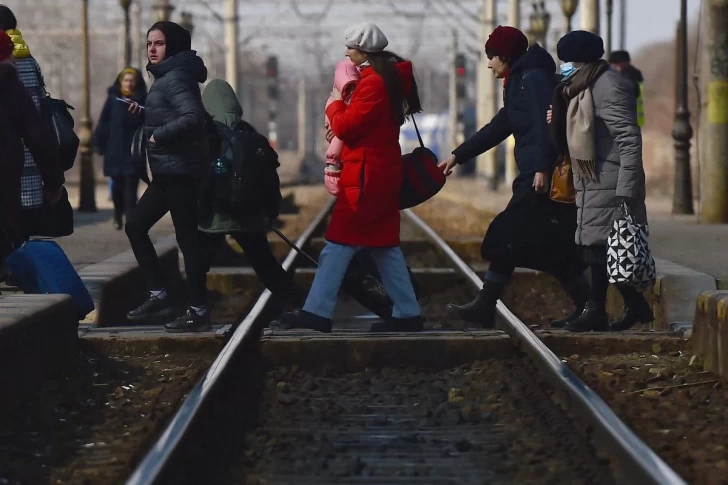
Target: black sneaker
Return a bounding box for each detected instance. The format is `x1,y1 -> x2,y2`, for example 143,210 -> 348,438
127,293 -> 175,322
371,316 -> 424,332
269,310 -> 332,333
164,308 -> 212,333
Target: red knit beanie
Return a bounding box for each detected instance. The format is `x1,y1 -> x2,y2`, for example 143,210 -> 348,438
485,26 -> 529,61
0,30 -> 13,62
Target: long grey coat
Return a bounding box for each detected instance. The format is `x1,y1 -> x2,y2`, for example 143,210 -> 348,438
573,69 -> 647,247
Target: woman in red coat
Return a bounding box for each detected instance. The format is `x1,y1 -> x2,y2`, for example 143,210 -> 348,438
275,22 -> 422,333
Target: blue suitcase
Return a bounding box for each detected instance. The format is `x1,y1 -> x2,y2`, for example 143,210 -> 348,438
5,240 -> 95,320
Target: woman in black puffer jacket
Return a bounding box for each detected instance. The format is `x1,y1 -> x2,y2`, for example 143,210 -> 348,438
125,21 -> 211,333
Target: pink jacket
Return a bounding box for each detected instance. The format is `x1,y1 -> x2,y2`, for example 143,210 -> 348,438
325,59 -> 361,165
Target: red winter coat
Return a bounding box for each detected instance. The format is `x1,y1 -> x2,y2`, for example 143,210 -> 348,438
324,61 -> 414,247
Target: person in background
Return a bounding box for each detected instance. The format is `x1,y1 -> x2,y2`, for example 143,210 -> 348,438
439,26 -> 588,329
93,68 -> 147,230
608,50 -> 644,127
124,21 -> 211,333
198,79 -> 304,308
549,31 -> 651,332
0,5 -> 52,236
0,31 -> 63,262
274,22 -> 423,333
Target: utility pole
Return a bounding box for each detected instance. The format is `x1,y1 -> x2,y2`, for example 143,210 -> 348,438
619,0 -> 626,49
132,0 -> 142,68
449,29 -> 458,154
505,0 -> 520,186
673,0 -> 694,215
581,0 -> 600,35
605,0 -> 613,59
477,0 -> 499,189
266,56 -> 279,150
119,0 -> 132,67
699,0 -> 728,223
225,0 -> 239,95
298,77 -> 307,160
79,0 -> 96,212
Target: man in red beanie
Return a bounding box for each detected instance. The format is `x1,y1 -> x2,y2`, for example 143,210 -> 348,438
0,30 -> 63,261
437,26 -> 589,330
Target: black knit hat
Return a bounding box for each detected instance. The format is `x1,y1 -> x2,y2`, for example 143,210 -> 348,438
0,5 -> 18,31
557,30 -> 605,63
608,50 -> 631,63
147,21 -> 191,58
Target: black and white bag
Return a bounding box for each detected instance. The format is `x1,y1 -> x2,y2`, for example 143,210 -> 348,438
607,200 -> 656,291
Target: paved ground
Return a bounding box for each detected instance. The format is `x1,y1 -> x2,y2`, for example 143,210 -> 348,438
438,178 -> 728,284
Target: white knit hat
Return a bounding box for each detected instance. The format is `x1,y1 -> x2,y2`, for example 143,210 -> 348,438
343,22 -> 388,53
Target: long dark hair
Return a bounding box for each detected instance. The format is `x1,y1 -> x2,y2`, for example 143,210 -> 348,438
367,50 -> 422,126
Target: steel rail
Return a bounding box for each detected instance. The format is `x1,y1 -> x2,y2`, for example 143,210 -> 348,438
125,198 -> 335,485
402,208 -> 686,485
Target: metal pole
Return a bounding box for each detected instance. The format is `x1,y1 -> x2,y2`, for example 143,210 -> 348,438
700,0 -> 728,223
672,9 -> 694,215
132,0 -> 142,68
505,0 -> 520,186
79,0 -> 96,212
123,2 -> 131,67
476,0 -> 499,189
581,0 -> 600,35
605,0 -> 613,59
297,77 -> 307,160
619,0 -> 626,49
225,0 -> 239,95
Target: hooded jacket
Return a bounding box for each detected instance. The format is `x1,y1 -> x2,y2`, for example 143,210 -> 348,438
325,59 -> 361,166
93,69 -> 147,176
452,45 -> 558,202
144,50 -> 209,176
198,80 -> 270,233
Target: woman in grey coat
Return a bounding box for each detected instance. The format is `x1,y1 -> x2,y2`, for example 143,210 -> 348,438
549,31 -> 652,333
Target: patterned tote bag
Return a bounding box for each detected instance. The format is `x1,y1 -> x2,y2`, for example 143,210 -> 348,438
607,200 -> 657,291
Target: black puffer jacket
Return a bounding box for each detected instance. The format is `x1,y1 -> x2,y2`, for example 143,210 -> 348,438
452,45 -> 558,201
144,50 -> 208,176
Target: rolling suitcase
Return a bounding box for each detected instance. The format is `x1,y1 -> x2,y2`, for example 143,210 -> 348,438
1,206 -> 94,320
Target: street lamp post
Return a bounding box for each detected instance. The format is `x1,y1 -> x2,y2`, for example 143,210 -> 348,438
529,2 -> 550,49
155,0 -> 174,22
605,0 -> 614,59
79,0 -> 96,212
179,11 -> 194,36
672,0 -> 694,214
119,0 -> 132,67
560,0 -> 579,33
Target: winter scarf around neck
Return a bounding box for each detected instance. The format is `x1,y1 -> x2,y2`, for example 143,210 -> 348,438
6,29 -> 30,58
551,60 -> 609,181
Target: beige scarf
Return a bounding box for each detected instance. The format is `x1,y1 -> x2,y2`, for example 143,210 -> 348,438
560,60 -> 609,182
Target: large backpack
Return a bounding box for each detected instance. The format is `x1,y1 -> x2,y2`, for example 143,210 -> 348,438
210,120 -> 282,221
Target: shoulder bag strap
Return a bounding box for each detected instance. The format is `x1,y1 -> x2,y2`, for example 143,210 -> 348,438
411,114 -> 424,149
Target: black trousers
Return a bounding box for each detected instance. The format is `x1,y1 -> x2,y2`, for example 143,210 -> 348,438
111,174 -> 139,220
201,231 -> 295,297
125,174 -> 207,306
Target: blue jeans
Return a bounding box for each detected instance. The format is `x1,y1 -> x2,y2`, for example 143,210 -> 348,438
303,242 -> 420,320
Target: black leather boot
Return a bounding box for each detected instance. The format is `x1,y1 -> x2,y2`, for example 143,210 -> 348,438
551,279 -> 591,329
610,288 -> 654,331
565,300 -> 609,333
445,280 -> 504,328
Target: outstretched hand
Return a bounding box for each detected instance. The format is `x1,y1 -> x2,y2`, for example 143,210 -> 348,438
438,154 -> 457,177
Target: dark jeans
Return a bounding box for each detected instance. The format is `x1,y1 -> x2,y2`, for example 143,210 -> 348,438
201,231 -> 295,297
111,174 -> 139,220
125,174 -> 207,306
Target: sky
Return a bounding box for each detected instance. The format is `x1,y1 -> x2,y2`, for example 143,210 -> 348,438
573,0 -> 702,55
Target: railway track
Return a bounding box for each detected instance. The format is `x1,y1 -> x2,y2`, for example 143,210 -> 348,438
120,201 -> 686,485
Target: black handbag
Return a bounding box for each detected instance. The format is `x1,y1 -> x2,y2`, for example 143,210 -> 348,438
40,89 -> 80,172
22,186 -> 74,238
131,125 -> 151,184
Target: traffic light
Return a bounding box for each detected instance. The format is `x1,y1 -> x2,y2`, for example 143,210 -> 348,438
455,54 -> 466,99
266,56 -> 278,99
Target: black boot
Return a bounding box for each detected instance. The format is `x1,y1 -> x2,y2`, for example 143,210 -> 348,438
445,280 -> 504,328
127,292 -> 175,322
270,310 -> 332,333
371,315 -> 424,332
565,300 -> 609,333
551,277 -> 591,329
610,288 -> 654,331
164,308 -> 212,333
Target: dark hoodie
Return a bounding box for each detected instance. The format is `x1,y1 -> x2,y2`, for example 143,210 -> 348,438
93,68 -> 147,176
453,44 -> 558,200
144,22 -> 209,176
